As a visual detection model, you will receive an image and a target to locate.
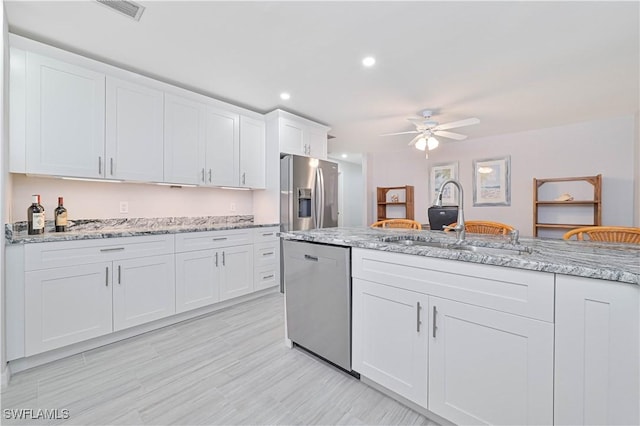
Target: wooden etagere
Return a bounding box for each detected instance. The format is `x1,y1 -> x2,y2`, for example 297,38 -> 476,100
377,186 -> 415,220
533,175 -> 602,237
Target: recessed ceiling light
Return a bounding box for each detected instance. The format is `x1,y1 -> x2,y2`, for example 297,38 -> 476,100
362,56 -> 376,67
280,92 -> 291,100
341,154 -> 348,158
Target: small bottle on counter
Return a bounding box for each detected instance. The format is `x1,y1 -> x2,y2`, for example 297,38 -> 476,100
27,194 -> 45,235
54,197 -> 68,232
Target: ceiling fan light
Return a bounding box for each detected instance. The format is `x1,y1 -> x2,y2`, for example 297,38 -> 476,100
415,137 -> 427,151
427,137 -> 439,150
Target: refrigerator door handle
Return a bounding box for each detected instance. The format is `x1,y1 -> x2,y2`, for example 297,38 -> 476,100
318,167 -> 325,228
313,167 -> 321,229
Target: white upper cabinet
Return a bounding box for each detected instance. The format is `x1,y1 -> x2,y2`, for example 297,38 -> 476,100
204,106 -> 239,187
24,51 -> 106,178
164,94 -> 206,185
268,109 -> 330,159
106,76 -> 164,182
239,115 -> 266,189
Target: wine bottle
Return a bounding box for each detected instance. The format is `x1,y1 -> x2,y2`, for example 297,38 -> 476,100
27,194 -> 45,235
54,197 -> 68,232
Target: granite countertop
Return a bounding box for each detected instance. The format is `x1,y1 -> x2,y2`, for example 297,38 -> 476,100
6,216 -> 280,245
279,227 -> 640,285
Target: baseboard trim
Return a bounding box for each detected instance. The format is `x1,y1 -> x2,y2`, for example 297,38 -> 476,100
9,287 -> 279,374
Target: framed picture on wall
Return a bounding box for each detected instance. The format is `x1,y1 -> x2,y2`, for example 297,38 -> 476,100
430,162 -> 459,205
472,156 -> 511,206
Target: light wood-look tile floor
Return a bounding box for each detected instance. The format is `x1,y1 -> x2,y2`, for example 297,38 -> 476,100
1,292 -> 437,425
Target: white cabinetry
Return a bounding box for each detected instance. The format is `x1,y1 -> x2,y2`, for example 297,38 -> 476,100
219,245 -> 254,301
163,94 -> 206,185
428,297 -> 553,425
266,109 -> 330,159
239,115 -> 266,188
352,278 -> 428,406
554,275 -> 639,426
253,227 -> 280,291
21,50 -> 106,178
106,76 -> 164,182
175,249 -> 220,313
204,106 -> 239,187
22,235 -> 175,357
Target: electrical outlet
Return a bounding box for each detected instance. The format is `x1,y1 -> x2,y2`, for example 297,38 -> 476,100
119,201 -> 129,214
230,202 -> 236,212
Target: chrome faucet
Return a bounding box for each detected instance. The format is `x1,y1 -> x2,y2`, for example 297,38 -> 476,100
433,179 -> 466,243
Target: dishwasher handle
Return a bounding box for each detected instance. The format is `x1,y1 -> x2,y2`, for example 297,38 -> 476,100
304,254 -> 319,262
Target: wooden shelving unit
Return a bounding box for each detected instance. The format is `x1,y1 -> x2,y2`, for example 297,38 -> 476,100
377,186 -> 414,220
533,175 -> 602,237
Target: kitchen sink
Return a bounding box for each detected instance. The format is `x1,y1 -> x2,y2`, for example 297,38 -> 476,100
387,238 -> 532,255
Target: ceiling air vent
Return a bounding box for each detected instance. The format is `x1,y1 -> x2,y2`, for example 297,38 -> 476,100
96,0 -> 145,21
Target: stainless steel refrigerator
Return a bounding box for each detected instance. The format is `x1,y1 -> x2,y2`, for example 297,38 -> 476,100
280,154 -> 339,232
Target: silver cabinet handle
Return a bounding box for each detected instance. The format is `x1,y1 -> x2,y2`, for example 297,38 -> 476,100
100,247 -> 125,252
212,237 -> 227,241
215,252 -> 218,267
208,169 -> 212,183
416,302 -> 422,332
263,274 -> 274,280
262,252 -> 274,256
201,168 -> 205,182
110,158 -> 114,176
262,232 -> 274,237
432,306 -> 438,338
222,251 -> 225,266
98,156 -> 102,174
117,265 -> 121,284
105,266 -> 109,286
304,254 -> 318,262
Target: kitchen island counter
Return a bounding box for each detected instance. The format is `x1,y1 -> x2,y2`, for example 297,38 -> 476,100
279,227 -> 640,285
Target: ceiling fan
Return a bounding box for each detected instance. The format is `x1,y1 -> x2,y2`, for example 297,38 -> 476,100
381,110 -> 480,157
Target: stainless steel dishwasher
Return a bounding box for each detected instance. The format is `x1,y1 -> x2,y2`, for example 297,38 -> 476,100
283,240 -> 355,374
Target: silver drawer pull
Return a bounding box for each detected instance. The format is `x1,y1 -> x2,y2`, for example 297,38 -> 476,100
212,237 -> 228,241
100,247 -> 125,252
263,274 -> 274,280
304,254 -> 318,261
433,306 -> 438,338
416,302 -> 422,332
118,265 -> 121,284
262,232 -> 274,236
105,266 -> 109,286
262,252 -> 274,256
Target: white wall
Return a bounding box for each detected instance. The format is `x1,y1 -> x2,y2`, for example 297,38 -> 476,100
635,111 -> 639,226
366,115 -> 636,236
10,175 -> 253,222
336,159 -> 364,227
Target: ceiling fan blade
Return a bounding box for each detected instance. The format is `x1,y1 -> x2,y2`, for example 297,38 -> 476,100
435,117 -> 480,131
407,134 -> 423,146
380,130 -> 420,136
433,130 -> 468,140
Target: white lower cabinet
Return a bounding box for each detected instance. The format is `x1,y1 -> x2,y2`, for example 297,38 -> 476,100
352,278 -> 428,406
554,275 -> 639,426
175,249 -> 220,313
219,245 -> 254,301
428,297 -> 554,425
112,254 -> 175,331
25,262 -> 113,356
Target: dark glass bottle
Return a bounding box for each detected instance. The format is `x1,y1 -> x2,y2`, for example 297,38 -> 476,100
27,194 -> 45,235
54,197 -> 68,232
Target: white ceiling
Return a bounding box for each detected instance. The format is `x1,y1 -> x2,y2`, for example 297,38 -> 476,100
5,1 -> 639,157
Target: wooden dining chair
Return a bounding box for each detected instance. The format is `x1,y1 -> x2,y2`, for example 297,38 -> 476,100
371,219 -> 422,230
444,220 -> 515,235
562,226 -> 640,244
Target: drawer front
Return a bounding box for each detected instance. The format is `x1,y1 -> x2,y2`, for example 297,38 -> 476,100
24,234 -> 175,271
254,241 -> 279,268
352,248 -> 554,322
253,226 -> 279,243
175,229 -> 252,253
254,265 -> 279,291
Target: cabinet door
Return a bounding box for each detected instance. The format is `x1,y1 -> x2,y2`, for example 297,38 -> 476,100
105,76 -> 164,182
175,249 -> 221,313
26,52 -> 105,178
306,126 -> 327,160
164,94 -> 206,185
204,106 -> 239,187
555,276 -> 639,426
239,115 -> 265,188
428,297 -> 553,425
279,118 -> 305,156
25,262 -> 113,356
219,245 -> 254,301
112,255 -> 175,331
352,278 -> 428,407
